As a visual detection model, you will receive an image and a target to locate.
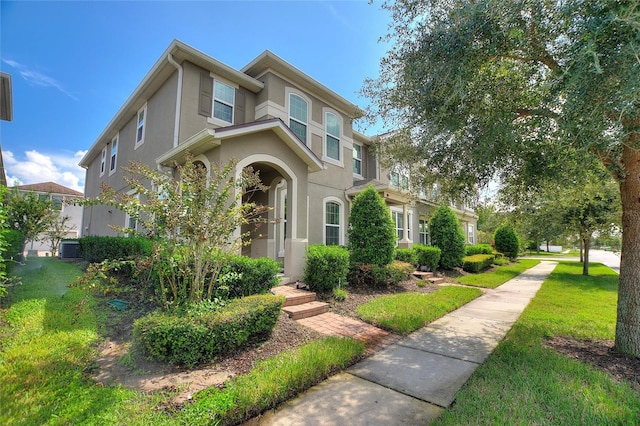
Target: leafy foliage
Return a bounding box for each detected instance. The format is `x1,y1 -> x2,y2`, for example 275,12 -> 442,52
133,294 -> 284,367
220,254 -> 281,298
78,236 -> 153,263
429,206 -> 466,269
413,244 -> 441,272
494,224 -> 520,259
6,188 -> 55,250
347,186 -> 396,266
465,244 -> 494,256
303,244 -> 349,293
41,214 -> 75,256
462,254 -> 496,273
348,260 -> 413,288
394,248 -> 417,266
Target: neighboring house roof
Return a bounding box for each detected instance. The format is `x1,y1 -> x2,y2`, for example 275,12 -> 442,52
12,181 -> 83,197
156,118 -> 324,173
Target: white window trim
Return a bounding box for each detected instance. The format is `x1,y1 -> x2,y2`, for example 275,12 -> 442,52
99,147 -> 106,177
419,219 -> 429,245
208,76 -> 237,126
323,196 -> 344,246
286,89 -> 310,145
390,207 -> 413,243
135,103 -> 147,149
124,190 -> 139,234
322,109 -> 343,167
352,143 -> 363,178
468,223 -> 475,244
109,134 -> 119,176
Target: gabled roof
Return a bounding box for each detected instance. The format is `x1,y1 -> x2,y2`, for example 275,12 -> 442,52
12,181 -> 83,197
156,118 -> 324,173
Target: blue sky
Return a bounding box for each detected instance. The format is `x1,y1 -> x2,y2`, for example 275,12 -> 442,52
0,0 -> 391,192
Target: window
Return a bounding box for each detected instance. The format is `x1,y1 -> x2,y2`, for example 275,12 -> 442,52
136,104 -> 146,147
353,144 -> 362,176
51,196 -> 63,211
213,80 -> 234,123
419,219 -> 429,245
390,171 -> 409,190
325,112 -> 341,161
125,192 -> 139,233
468,224 -> 475,244
325,201 -> 341,245
109,135 -> 118,175
391,210 -> 412,241
100,147 -> 106,176
289,93 -> 307,143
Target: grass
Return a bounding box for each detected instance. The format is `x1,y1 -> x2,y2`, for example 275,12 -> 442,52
357,286 -> 482,334
181,336 -> 364,425
455,258 -> 540,288
434,262 -> 640,425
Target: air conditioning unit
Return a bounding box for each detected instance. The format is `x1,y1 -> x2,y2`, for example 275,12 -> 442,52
59,241 -> 81,259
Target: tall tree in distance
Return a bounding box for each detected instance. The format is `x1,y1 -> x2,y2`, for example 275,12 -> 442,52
364,0 -> 639,356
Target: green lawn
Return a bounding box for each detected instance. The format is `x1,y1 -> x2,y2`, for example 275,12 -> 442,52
357,286 -> 482,334
434,262 -> 640,425
455,258 -> 540,288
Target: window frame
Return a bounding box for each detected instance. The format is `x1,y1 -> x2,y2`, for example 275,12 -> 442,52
323,197 -> 344,246
109,134 -> 118,176
212,79 -> 235,124
390,208 -> 412,243
324,111 -> 342,164
99,146 -> 107,177
135,103 -> 147,148
124,191 -> 139,234
419,219 -> 429,245
288,93 -> 308,144
352,143 -> 363,177
468,223 -> 475,244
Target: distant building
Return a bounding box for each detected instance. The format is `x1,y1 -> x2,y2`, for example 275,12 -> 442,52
11,182 -> 83,255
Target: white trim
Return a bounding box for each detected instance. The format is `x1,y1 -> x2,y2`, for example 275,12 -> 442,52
192,154 -> 211,176
235,154 -> 299,240
322,108 -> 344,167
390,206 -> 413,243
124,190 -> 139,233
108,134 -> 119,176
467,223 -> 475,244
286,90 -> 310,145
323,196 -> 344,246
212,79 -> 235,125
99,146 -> 106,177
135,103 -> 147,149
352,142 -> 363,178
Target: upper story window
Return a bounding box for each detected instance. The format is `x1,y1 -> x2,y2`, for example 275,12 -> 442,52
353,144 -> 362,176
289,93 -> 308,144
136,104 -> 146,147
325,112 -> 341,161
109,135 -> 118,175
214,80 -> 234,124
100,147 -> 106,177
390,171 -> 409,190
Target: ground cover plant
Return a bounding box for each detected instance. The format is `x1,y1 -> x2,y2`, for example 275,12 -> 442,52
434,262 -> 640,425
456,259 -> 540,289
357,285 -> 482,334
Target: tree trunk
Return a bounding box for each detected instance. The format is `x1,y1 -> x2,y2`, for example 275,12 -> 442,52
582,235 -> 590,276
579,241 -> 584,263
546,241 -> 550,252
614,144 -> 640,358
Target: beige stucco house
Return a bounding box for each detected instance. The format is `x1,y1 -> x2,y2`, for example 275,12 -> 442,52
79,40 -> 477,280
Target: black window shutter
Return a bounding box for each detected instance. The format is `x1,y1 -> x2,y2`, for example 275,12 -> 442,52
198,73 -> 213,117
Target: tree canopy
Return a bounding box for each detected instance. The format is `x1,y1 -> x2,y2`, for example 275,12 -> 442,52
366,0 -> 640,356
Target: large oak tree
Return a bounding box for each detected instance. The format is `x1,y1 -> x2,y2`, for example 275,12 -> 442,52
365,0 -> 640,356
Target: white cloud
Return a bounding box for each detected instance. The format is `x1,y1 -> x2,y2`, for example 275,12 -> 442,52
5,149 -> 86,193
2,59 -> 78,101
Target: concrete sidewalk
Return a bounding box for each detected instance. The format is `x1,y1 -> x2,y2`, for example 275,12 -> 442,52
252,261 -> 559,425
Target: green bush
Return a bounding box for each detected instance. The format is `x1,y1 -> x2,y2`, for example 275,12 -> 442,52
413,245 -> 442,272
133,294 -> 284,367
429,206 -> 466,269
3,229 -> 24,273
494,225 -> 520,259
465,244 -> 494,256
220,255 -> 281,298
347,186 -> 396,266
333,288 -> 348,301
395,248 -> 417,266
78,236 -> 153,263
348,260 -> 413,287
303,245 -> 349,293
462,254 -> 495,273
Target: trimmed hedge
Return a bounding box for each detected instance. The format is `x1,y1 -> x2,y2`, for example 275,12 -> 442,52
413,245 -> 441,272
3,229 -> 24,272
465,244 -> 494,256
220,255 -> 281,298
303,245 -> 349,293
462,254 -> 495,273
79,236 -> 153,263
348,260 -> 413,287
133,294 -> 285,367
395,248 -> 417,266
494,225 -> 520,259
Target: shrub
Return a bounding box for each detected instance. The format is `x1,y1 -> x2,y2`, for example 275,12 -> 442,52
333,288 -> 348,301
220,255 -> 281,298
395,248 -> 417,266
133,294 -> 284,367
462,254 -> 495,273
413,245 -> 441,272
429,206 -> 466,269
303,245 -> 349,293
347,186 -> 396,266
3,229 -> 24,273
348,260 -> 413,287
78,236 -> 153,263
494,225 -> 520,259
465,244 -> 494,256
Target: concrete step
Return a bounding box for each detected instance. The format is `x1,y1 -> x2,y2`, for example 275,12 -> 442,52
277,274 -> 291,285
283,301 -> 330,320
271,285 -> 318,307
413,271 -> 434,279
429,277 -> 445,284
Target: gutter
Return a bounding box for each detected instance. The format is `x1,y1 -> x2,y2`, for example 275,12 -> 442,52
167,53 -> 183,148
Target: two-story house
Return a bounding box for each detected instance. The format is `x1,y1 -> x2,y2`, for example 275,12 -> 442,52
80,40 -> 477,280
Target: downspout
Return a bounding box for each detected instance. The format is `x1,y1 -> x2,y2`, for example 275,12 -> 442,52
167,53 -> 183,148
